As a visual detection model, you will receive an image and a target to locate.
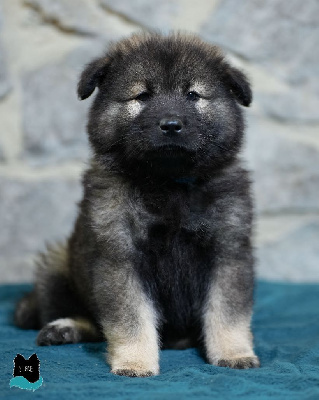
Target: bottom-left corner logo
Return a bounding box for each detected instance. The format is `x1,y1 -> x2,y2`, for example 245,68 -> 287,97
10,353 -> 43,392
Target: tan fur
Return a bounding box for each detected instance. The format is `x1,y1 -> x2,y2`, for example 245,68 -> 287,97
104,293 -> 160,376
35,243 -> 70,299
129,83 -> 148,98
126,100 -> 143,118
195,98 -> 210,113
110,32 -> 153,56
36,243 -> 68,276
108,32 -> 224,63
190,82 -> 211,97
203,279 -> 258,366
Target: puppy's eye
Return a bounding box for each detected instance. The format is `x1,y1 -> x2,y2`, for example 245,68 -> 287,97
135,92 -> 151,101
187,91 -> 201,101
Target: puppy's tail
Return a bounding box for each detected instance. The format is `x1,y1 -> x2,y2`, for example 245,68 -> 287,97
14,242 -> 68,330
14,290 -> 40,329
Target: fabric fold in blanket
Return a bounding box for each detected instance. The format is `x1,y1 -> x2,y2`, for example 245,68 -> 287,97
1,281 -> 319,399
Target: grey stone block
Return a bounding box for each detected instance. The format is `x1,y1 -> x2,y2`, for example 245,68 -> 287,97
201,0 -> 319,122
0,141 -> 5,162
243,116 -> 319,214
201,0 -> 319,64
0,42 -> 11,100
25,0 -> 109,36
0,255 -> 37,283
21,41 -> 106,165
0,176 -> 82,256
256,218 -> 319,282
259,89 -> 319,124
0,4 -> 11,100
0,176 -> 82,282
99,0 -> 178,31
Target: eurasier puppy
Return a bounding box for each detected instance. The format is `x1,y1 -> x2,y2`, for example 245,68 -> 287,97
15,33 -> 260,376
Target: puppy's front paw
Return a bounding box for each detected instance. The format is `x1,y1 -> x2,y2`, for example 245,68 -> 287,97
112,367 -> 155,377
217,356 -> 260,369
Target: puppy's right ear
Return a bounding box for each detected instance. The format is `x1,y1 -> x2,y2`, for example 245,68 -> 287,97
77,57 -> 110,100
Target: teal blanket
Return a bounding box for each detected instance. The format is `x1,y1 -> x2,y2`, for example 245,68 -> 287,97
1,282 -> 319,399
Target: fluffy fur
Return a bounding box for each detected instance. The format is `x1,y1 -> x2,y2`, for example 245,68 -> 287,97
15,33 -> 259,376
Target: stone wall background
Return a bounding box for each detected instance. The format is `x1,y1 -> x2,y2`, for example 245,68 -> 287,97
0,0 -> 318,283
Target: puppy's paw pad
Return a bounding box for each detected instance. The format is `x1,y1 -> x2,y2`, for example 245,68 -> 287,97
37,324 -> 78,346
112,368 -> 154,377
217,356 -> 260,369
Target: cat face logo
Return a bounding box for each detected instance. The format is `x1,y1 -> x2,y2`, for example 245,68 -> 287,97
10,353 -> 43,391
13,354 -> 40,383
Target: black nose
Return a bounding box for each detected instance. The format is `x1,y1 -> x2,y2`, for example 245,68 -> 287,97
159,118 -> 183,135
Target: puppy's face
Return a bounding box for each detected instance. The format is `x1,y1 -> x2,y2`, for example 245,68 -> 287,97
78,34 -> 252,177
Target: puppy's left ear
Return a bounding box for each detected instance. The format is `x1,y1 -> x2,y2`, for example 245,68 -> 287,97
223,65 -> 252,107
77,57 -> 110,100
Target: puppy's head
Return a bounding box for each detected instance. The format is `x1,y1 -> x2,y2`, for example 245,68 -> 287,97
78,33 -> 252,178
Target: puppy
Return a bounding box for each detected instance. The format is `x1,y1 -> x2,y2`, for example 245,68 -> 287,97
15,33 -> 260,377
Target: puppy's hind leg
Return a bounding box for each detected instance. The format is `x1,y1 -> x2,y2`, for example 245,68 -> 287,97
21,243 -> 101,346
37,317 -> 101,346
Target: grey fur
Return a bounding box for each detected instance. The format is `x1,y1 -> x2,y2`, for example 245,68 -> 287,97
15,33 -> 259,376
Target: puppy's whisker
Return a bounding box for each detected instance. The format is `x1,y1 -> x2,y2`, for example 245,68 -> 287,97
210,141 -> 236,154
105,137 -> 125,151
